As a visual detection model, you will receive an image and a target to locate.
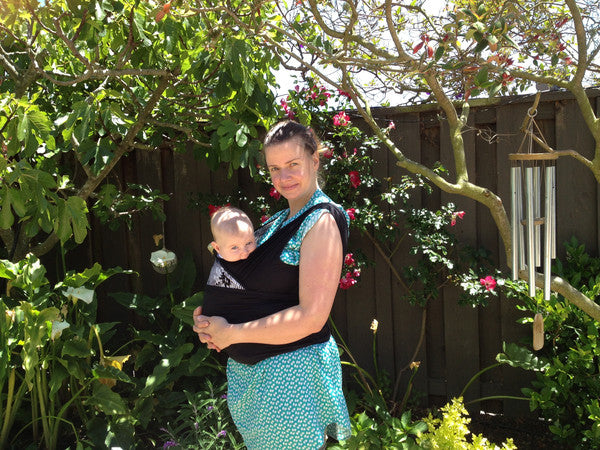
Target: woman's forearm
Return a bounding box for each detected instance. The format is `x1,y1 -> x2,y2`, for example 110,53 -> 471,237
229,303 -> 328,345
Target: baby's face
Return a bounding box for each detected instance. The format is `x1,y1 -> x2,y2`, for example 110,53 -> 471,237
213,227 -> 256,262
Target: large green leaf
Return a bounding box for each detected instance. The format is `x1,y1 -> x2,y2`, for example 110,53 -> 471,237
496,342 -> 550,372
87,381 -> 128,415
139,343 -> 193,397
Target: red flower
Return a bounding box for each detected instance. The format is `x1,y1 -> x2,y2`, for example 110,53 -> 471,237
260,215 -> 269,223
346,208 -> 356,220
269,187 -> 281,200
339,272 -> 357,290
333,111 -> 350,127
349,171 -> 361,188
344,253 -> 355,266
337,89 -> 352,98
480,275 -> 497,291
208,203 -> 230,216
322,147 -> 334,159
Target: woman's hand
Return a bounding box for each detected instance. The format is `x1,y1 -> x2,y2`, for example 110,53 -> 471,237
202,316 -> 236,351
192,306 -> 221,352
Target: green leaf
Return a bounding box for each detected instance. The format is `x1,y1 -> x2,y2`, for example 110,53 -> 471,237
475,66 -> 489,86
0,189 -> 14,229
62,338 -> 92,358
496,342 -> 550,371
140,343 -> 194,397
87,381 -> 128,415
171,291 -> 203,325
26,109 -> 51,139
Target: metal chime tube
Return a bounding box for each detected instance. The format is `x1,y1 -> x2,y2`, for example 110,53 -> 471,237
544,165 -> 554,300
534,167 -> 542,267
550,166 -> 556,259
525,166 -> 536,297
511,166 -> 521,280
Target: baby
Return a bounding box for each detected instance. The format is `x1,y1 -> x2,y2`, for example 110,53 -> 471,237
210,206 -> 256,262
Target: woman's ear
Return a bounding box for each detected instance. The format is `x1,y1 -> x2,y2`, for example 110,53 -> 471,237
312,152 -> 320,169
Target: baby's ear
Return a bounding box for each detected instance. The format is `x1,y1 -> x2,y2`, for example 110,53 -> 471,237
208,241 -> 218,255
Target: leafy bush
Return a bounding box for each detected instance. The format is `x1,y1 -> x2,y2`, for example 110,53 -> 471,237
417,398 -> 516,450
508,237 -> 600,448
158,382 -> 244,449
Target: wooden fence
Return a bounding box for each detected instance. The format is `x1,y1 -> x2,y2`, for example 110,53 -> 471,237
67,89 -> 600,416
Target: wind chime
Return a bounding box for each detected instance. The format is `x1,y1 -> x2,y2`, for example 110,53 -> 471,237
509,93 -> 559,350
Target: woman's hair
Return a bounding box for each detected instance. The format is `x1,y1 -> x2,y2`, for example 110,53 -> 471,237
263,120 -> 320,155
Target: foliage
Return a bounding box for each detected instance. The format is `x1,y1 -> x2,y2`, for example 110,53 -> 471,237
330,409 -> 426,450
158,382 -> 244,450
0,249 -> 235,449
214,0 -> 600,322
417,397 -> 517,450
0,0 -> 281,261
0,255 -> 131,449
503,237 -> 600,448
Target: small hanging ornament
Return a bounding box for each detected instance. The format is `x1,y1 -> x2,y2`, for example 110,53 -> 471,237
533,312 -> 545,351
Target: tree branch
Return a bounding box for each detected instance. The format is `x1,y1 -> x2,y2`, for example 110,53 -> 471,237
29,75 -> 173,259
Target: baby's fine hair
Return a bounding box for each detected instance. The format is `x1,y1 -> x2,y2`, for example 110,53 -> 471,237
263,120 -> 321,155
210,206 -> 254,238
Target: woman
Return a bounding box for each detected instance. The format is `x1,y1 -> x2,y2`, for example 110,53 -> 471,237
193,120 -> 351,449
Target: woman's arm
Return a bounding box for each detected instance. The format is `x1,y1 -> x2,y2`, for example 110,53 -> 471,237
198,212 -> 344,350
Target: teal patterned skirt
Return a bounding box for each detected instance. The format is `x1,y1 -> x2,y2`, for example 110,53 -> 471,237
226,336 -> 351,449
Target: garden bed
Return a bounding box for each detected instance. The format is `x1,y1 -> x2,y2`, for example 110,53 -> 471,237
470,412 -> 565,449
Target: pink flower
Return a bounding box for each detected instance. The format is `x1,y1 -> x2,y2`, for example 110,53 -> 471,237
480,276 -> 497,291
337,89 -> 352,98
269,187 -> 281,200
322,147 -> 334,158
260,215 -> 269,223
346,208 -> 356,220
333,111 -> 350,127
450,210 -> 465,226
352,268 -> 361,278
349,171 -> 361,188
344,253 -> 355,266
388,121 -> 396,130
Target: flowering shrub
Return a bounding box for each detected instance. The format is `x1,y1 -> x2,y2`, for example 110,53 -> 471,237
191,79 -> 500,302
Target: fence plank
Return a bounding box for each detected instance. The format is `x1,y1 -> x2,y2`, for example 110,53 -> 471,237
440,113 -> 480,404
388,112 -> 430,404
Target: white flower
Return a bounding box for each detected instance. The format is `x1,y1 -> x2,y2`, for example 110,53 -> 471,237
63,286 -> 95,304
150,249 -> 177,274
51,320 -> 70,340
370,319 -> 379,334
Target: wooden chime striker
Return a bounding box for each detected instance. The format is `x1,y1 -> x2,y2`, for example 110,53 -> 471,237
509,101 -> 557,350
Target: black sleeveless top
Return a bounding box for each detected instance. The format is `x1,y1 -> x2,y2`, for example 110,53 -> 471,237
202,203 -> 348,365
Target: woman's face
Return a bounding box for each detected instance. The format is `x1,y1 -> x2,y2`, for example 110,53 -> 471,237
264,138 -> 319,209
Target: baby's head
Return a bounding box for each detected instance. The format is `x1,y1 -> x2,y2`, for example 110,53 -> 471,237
210,206 -> 256,262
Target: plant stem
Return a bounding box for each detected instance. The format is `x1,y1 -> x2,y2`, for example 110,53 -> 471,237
329,317 -> 374,396
0,368 -> 15,447
465,395 -> 529,405
459,362 -> 502,398
36,369 -> 52,449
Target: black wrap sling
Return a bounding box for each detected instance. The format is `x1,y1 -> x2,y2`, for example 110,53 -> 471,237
201,202 -> 348,365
